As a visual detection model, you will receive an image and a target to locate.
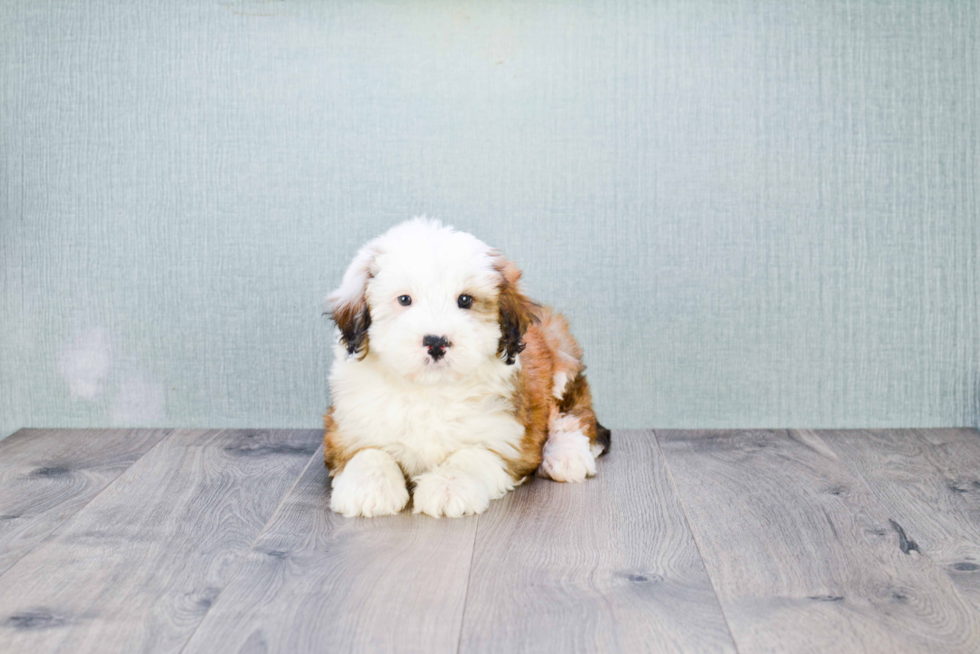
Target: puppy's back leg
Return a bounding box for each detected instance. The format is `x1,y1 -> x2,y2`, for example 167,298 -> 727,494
556,372 -> 610,457
538,373 -> 610,482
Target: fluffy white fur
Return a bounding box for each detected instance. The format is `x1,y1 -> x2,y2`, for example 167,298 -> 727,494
538,414 -> 597,483
412,448 -> 515,518
552,371 -> 569,399
325,218 -> 606,518
326,218 -> 528,517
329,449 -> 409,518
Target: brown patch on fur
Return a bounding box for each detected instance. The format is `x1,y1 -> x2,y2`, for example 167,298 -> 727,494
557,371 -> 597,440
537,310 -> 584,390
556,368 -> 609,456
327,240 -> 381,358
500,305 -> 606,479
331,301 -> 371,358
468,293 -> 498,320
492,255 -> 540,365
540,309 -> 607,456
499,324 -> 554,478
323,407 -> 362,475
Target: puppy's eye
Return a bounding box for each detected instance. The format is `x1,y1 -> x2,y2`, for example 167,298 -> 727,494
457,294 -> 474,309
397,295 -> 412,306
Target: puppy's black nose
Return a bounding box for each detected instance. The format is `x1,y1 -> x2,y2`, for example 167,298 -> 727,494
423,335 -> 450,361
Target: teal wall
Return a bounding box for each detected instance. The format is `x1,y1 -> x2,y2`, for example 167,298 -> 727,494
2,1 -> 978,438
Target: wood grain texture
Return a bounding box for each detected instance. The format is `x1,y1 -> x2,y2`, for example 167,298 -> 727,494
458,430 -> 736,654
0,429 -> 319,654
821,429 -> 980,611
658,429 -> 980,653
182,445 -> 478,654
0,428 -> 169,575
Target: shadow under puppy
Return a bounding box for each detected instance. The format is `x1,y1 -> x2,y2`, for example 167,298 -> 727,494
324,218 -> 610,518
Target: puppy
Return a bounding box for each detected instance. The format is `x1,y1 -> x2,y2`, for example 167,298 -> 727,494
323,218 -> 610,518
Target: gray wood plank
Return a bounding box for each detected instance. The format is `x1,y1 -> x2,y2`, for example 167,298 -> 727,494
658,429 -> 980,653
0,428 -> 169,575
181,445 -> 479,654
821,428 -> 980,611
0,429 -> 319,654
458,430 -> 736,654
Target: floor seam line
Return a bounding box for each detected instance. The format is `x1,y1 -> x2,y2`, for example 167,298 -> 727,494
653,428 -> 743,654
0,427 -> 174,583
454,512 -> 482,654
177,432 -> 321,654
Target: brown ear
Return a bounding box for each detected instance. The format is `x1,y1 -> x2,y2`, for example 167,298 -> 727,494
332,302 -> 371,358
325,240 -> 381,358
493,255 -> 539,365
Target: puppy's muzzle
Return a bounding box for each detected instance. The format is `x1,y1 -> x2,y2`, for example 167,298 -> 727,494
422,335 -> 451,361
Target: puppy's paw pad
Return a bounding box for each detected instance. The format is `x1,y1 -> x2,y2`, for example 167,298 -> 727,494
538,430 -> 597,483
412,470 -> 489,518
330,464 -> 409,518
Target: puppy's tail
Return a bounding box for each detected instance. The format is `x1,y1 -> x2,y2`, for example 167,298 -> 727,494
594,420 -> 612,456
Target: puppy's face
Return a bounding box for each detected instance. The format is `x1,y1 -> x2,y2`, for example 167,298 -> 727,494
327,219 -> 536,384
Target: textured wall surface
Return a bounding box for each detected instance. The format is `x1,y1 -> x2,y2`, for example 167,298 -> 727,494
2,1 -> 978,439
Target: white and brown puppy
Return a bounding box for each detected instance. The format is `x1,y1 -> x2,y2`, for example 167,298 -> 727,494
323,218 -> 610,518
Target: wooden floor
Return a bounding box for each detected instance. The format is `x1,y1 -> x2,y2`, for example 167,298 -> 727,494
1,429 -> 979,653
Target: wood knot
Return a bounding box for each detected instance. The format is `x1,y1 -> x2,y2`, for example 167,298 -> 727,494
31,467 -> 70,478
5,611 -> 67,630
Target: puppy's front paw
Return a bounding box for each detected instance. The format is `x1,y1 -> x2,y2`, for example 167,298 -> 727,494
329,450 -> 409,518
412,469 -> 489,518
538,429 -> 597,483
